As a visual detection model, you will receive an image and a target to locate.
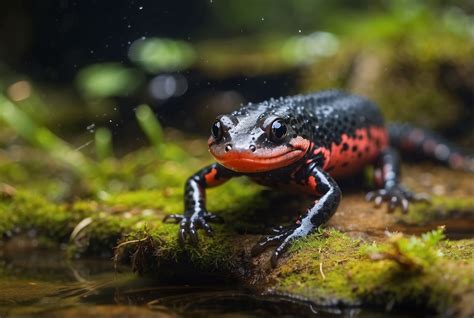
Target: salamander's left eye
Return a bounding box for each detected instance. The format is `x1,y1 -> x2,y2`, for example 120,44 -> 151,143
270,119 -> 287,141
211,120 -> 223,141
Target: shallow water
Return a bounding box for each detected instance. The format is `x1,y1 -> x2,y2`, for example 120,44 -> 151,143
0,241 -> 418,318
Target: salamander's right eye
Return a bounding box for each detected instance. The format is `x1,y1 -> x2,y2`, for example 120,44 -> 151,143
269,119 -> 288,142
211,120 -> 223,141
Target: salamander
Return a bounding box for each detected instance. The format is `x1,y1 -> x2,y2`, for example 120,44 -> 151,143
164,90 -> 473,267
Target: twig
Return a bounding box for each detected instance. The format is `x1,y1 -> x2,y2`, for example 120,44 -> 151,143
319,262 -> 326,280
115,237 -> 149,249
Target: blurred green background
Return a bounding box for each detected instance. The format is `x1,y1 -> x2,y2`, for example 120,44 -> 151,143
0,0 -> 473,167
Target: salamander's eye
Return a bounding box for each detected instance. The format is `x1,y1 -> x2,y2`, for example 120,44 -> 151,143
270,119 -> 287,141
211,120 -> 223,141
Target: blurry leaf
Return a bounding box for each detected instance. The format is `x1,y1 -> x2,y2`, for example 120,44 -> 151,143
76,63 -> 144,98
95,127 -> 114,160
280,32 -> 339,65
128,38 -> 196,73
135,104 -> 163,149
0,93 -> 94,176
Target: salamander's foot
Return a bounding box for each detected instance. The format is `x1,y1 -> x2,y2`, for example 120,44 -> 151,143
366,185 -> 430,213
251,222 -> 313,267
163,211 -> 223,245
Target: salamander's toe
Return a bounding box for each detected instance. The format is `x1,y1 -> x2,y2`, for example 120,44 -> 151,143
163,214 -> 184,223
166,210 -> 222,246
250,229 -> 290,257
251,223 -> 314,267
366,185 -> 429,213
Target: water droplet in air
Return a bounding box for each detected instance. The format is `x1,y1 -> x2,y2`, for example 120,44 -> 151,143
86,123 -> 96,133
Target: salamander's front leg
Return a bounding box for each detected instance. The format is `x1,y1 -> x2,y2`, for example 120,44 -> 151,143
163,163 -> 237,245
366,148 -> 429,213
251,166 -> 341,267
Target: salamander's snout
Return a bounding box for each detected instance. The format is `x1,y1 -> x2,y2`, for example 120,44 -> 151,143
223,143 -> 256,153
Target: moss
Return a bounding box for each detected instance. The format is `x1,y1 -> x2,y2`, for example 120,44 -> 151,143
365,228 -> 446,270
0,191 -> 85,240
88,174 -> 271,271
117,223 -> 237,273
273,228 -> 473,314
401,195 -> 474,225
439,239 -> 473,261
0,187 -> 240,274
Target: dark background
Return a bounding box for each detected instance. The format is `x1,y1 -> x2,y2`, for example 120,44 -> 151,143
1,0 -> 472,141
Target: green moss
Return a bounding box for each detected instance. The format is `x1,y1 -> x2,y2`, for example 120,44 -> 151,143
401,195 -> 474,224
365,228 -> 446,270
439,239 -> 473,261
110,218 -> 237,275
274,228 -> 473,314
0,184 -> 242,272
0,191 -> 85,240
89,179 -> 266,271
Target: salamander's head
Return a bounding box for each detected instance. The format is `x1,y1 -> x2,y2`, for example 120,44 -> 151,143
208,107 -> 311,173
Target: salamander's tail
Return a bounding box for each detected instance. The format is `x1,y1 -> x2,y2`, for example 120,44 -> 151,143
388,123 -> 474,173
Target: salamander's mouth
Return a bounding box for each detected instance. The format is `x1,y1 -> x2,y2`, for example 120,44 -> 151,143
213,149 -> 306,173
209,137 -> 310,173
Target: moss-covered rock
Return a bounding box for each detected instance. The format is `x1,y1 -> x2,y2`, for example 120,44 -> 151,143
1,159 -> 473,316
271,228 -> 473,315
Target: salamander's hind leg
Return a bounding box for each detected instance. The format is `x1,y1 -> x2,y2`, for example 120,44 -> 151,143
251,165 -> 341,267
366,148 -> 429,213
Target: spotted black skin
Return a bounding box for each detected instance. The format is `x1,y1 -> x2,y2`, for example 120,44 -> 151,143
164,90 -> 472,267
